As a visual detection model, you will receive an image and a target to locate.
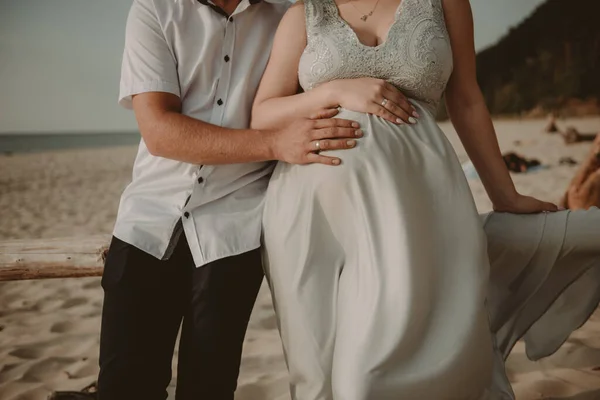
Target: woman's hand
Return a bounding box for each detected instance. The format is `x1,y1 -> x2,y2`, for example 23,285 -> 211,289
320,78 -> 420,125
492,193 -> 559,214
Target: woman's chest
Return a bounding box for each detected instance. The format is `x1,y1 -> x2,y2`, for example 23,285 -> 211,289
299,0 -> 453,104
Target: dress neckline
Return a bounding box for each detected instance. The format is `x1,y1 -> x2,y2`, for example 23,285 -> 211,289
327,0 -> 406,50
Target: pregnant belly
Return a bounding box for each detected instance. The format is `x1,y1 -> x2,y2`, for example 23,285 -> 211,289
268,104 -> 454,207
311,106 -> 447,175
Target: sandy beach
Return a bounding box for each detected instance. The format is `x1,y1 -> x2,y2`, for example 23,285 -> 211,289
1,117 -> 600,400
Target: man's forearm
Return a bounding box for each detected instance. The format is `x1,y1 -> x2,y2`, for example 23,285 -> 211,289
133,91 -> 359,167
142,110 -> 275,165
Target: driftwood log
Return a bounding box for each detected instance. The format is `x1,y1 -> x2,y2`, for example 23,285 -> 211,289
0,236 -> 110,281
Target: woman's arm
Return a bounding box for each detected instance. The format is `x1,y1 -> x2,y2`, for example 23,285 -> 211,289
442,0 -> 557,213
252,2 -> 418,130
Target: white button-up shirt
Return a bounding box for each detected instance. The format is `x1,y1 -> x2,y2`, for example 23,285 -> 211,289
114,0 -> 290,267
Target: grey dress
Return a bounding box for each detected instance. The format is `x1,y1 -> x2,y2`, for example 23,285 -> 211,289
261,0 -> 600,399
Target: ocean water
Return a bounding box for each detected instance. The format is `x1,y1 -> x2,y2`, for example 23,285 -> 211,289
0,132 -> 141,153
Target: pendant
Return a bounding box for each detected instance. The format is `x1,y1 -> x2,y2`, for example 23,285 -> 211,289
361,11 -> 374,21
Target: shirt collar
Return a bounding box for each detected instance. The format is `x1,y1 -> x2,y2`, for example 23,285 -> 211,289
197,0 -> 289,18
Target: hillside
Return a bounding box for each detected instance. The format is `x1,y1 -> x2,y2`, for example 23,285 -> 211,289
475,0 -> 600,116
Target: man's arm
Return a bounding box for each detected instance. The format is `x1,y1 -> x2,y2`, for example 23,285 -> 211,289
133,92 -> 272,164
133,92 -> 360,166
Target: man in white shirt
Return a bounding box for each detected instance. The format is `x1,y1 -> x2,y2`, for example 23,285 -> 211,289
97,0 -> 364,399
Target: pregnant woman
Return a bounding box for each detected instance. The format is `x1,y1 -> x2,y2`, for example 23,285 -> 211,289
251,0 -> 599,398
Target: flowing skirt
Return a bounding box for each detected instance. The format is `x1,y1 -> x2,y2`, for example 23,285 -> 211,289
484,208 -> 600,398
263,105 -> 494,400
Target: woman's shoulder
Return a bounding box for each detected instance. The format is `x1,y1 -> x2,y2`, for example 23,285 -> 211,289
284,0 -> 328,27
279,1 -> 307,30
287,0 -> 306,14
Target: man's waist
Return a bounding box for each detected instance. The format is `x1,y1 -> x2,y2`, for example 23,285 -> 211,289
126,159 -> 273,203
113,187 -> 268,266
120,172 -> 271,215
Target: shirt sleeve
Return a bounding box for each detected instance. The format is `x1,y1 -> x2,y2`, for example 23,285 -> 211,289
118,0 -> 180,109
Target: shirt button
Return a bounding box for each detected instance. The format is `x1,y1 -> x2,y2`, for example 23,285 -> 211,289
229,17 -> 234,22
217,99 -> 223,106
224,55 -> 230,62
184,212 -> 190,218
197,177 -> 204,184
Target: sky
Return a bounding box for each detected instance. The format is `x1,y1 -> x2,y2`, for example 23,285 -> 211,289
0,0 -> 546,133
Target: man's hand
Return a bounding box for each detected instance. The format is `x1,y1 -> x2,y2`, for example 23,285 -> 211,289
269,109 -> 362,166
322,78 -> 419,125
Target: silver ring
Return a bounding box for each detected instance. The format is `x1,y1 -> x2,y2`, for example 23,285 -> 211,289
381,98 -> 388,107
315,140 -> 321,151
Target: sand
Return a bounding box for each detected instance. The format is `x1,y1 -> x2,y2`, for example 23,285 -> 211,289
1,117 -> 600,400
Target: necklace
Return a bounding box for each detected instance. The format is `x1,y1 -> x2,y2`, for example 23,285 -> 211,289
349,0 -> 382,21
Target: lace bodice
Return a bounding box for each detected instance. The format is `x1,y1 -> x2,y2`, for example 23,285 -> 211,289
299,0 -> 453,114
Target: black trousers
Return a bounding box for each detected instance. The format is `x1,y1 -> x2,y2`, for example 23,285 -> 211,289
97,236 -> 264,400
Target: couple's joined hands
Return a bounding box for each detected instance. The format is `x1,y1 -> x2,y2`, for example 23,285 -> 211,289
270,78 -> 418,166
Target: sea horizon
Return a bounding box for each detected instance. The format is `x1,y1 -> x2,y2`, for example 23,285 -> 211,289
0,131 -> 141,154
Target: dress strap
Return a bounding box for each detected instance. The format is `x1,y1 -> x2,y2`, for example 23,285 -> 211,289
303,0 -> 329,44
